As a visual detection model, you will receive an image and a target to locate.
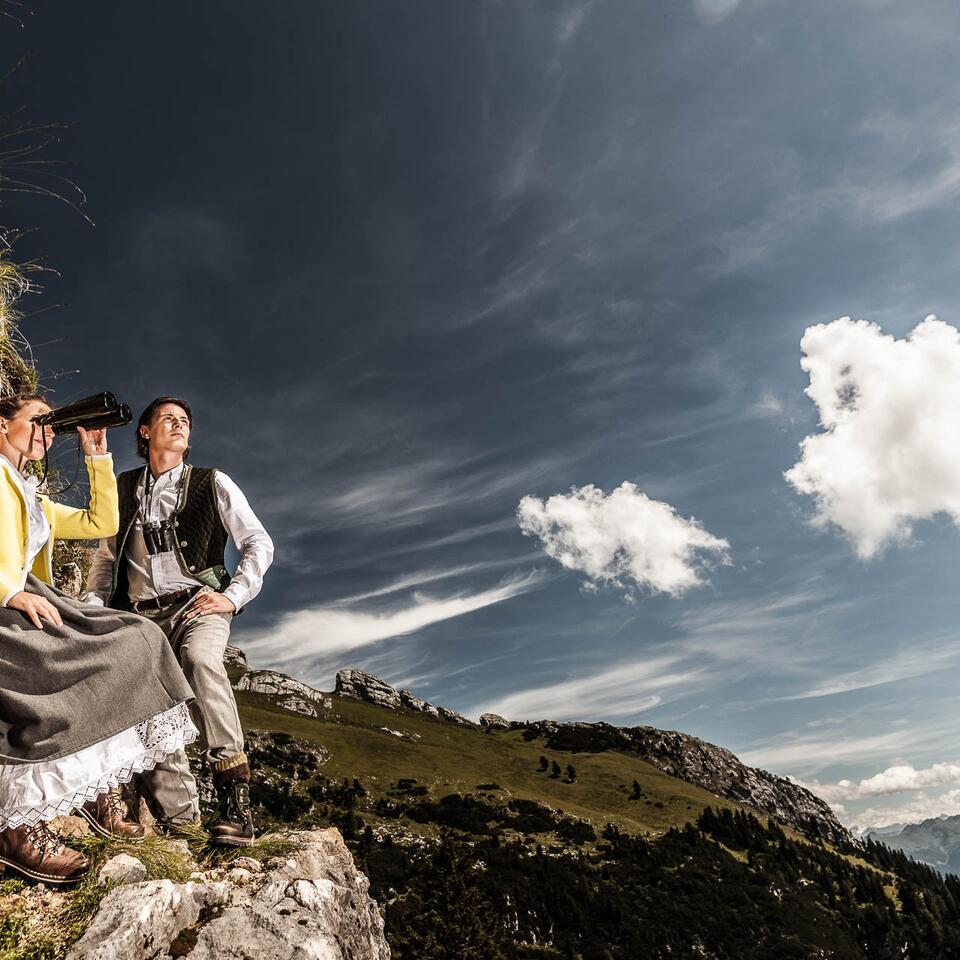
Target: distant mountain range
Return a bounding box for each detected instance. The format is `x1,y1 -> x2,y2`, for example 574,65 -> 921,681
866,814 -> 960,876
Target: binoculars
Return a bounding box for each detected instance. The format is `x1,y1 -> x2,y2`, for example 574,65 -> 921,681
33,392 -> 132,434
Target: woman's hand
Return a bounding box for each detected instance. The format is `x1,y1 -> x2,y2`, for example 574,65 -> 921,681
7,591 -> 63,629
77,426 -> 108,456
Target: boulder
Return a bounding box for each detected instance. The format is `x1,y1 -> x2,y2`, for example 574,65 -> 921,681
336,669 -> 477,726
67,828 -> 389,960
480,713 -> 510,730
335,669 -> 403,710
97,854 -> 146,886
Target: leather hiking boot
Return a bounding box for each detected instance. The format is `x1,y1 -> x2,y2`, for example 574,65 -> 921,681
0,821 -> 89,885
79,788 -> 147,841
209,780 -> 254,847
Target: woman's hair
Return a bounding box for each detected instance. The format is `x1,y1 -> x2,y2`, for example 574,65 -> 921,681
136,396 -> 193,460
0,393 -> 48,420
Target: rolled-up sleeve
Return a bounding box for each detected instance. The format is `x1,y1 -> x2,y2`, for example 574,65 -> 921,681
214,472 -> 273,611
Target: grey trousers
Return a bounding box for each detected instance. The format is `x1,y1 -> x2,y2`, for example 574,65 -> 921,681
135,592 -> 245,824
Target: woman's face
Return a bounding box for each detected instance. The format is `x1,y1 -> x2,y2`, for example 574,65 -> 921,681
0,399 -> 54,464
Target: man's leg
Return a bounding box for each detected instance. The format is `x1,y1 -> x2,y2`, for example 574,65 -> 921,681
136,747 -> 200,826
172,606 -> 253,846
134,605 -> 202,828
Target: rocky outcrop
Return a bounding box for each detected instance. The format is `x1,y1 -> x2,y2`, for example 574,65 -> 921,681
66,829 -> 389,960
335,668 -> 476,727
480,713 -> 510,730
223,644 -> 251,676
524,720 -> 848,845
236,669 -> 331,718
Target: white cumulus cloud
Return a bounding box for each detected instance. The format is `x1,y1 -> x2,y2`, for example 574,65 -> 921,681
517,482 -> 730,597
785,315 -> 960,558
799,761 -> 960,804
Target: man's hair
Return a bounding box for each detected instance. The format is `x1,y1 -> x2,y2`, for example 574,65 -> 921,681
136,396 -> 193,460
0,394 -> 47,420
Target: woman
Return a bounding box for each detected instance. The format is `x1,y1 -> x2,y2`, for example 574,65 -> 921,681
0,394 -> 198,884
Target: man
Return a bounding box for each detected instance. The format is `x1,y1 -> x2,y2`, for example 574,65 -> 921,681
84,397 -> 274,845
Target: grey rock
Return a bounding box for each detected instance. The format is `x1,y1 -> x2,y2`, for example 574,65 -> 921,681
231,663 -> 334,717
335,669 -> 476,727
67,828 -> 389,960
336,669 -> 403,710
399,688 -> 439,716
55,562 -> 83,599
480,713 -> 510,730
222,645 -> 249,675
437,706 -> 475,727
97,854 -> 147,886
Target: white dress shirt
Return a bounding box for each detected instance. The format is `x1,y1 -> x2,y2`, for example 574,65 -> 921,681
84,462 -> 274,611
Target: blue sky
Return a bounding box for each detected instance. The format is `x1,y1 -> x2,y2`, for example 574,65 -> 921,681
7,0 -> 960,829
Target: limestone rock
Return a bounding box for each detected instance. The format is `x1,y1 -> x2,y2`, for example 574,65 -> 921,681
97,854 -> 147,886
480,713 -> 510,730
222,645 -> 249,676
335,669 -> 477,727
67,828 -> 389,960
437,706 -> 474,727
336,669 -> 402,709
399,688 -> 439,716
55,562 -> 83,598
236,669 -> 327,714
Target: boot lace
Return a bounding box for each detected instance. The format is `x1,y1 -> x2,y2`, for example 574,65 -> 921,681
219,782 -> 251,824
25,821 -> 64,858
103,789 -> 129,822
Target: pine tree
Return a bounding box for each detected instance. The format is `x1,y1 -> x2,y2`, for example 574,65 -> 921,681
539,755 -> 549,772
565,764 -> 577,783
393,831 -> 510,960
551,761 -> 562,779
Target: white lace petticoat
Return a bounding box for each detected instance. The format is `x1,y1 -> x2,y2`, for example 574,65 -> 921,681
0,702 -> 198,830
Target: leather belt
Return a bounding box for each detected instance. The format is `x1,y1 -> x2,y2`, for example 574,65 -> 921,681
133,588 -> 199,613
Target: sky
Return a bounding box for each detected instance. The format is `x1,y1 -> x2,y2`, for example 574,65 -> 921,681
5,0 -> 960,831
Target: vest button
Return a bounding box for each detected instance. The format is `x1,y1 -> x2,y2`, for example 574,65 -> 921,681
189,565 -> 196,572
180,540 -> 188,547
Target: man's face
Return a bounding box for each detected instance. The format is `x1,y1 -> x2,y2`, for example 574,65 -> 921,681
142,403 -> 191,457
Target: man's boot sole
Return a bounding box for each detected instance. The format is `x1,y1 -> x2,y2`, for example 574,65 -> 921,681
208,834 -> 255,848
77,807 -> 146,843
0,854 -> 87,886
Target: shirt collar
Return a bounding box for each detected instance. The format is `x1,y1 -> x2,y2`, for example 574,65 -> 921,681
149,460 -> 185,487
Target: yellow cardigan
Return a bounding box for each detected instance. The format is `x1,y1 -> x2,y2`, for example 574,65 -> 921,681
0,454 -> 119,604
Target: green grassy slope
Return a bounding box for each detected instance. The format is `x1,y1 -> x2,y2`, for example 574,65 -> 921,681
236,689 -> 743,837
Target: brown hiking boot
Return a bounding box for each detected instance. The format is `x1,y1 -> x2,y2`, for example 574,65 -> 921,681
79,788 -> 147,841
209,755 -> 254,847
0,821 -> 89,885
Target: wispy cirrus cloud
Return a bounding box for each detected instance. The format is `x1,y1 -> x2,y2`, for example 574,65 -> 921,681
467,653 -> 704,722
244,570 -> 546,678
780,640 -> 960,701
740,728 -> 916,777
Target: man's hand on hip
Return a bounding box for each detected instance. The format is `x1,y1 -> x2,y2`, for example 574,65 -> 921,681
184,592 -> 236,620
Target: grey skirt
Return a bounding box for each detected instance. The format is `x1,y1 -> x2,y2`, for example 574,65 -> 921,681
0,574 -> 195,765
